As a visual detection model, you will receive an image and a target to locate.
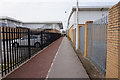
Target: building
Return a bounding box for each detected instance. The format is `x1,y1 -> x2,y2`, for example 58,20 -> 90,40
0,16 -> 63,33
0,16 -> 23,27
67,4 -> 120,78
23,22 -> 63,33
67,6 -> 110,49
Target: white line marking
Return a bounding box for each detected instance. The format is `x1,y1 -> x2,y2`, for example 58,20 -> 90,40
46,37 -> 64,79
1,38 -> 61,79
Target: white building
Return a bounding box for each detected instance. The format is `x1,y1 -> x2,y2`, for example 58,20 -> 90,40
0,16 -> 22,27
0,16 -> 63,31
23,22 -> 62,31
67,6 -> 110,49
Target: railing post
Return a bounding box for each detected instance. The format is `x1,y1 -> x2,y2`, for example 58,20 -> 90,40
41,31 -> 43,49
28,29 -> 31,59
9,27 -> 12,71
0,27 -> 3,77
6,27 -> 10,72
2,27 -> 7,74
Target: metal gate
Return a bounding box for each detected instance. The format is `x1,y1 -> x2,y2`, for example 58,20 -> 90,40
88,16 -> 108,75
80,26 -> 85,55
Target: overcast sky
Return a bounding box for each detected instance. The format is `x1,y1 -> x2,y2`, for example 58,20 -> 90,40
0,0 -> 119,29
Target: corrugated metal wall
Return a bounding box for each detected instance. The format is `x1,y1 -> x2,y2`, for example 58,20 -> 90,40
80,26 -> 85,55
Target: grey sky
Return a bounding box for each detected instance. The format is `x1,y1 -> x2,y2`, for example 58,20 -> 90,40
0,0 -> 119,29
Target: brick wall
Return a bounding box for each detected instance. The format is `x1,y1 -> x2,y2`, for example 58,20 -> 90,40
106,2 -> 120,79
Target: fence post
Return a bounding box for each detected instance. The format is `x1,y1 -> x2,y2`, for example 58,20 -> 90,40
78,26 -> 80,49
0,27 -> 3,77
41,31 -> 43,49
28,29 -> 31,59
106,2 -> 120,79
3,27 -> 7,74
84,21 -> 93,58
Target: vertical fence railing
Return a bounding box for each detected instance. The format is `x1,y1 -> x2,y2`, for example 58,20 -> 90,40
28,29 -> 31,59
78,16 -> 108,75
0,27 -> 3,76
0,26 -> 62,77
80,26 -> 85,55
88,16 -> 108,75
73,29 -> 76,46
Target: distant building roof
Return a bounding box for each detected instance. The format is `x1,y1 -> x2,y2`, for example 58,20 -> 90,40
23,22 -> 63,29
0,16 -> 22,23
23,21 -> 62,24
0,16 -> 63,29
72,6 -> 110,11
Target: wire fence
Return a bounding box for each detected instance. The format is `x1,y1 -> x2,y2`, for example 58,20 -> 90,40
88,16 -> 108,75
80,25 -> 85,55
73,29 -> 76,46
78,16 -> 108,75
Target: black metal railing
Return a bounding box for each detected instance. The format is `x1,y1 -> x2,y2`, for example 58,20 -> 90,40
0,26 -> 62,77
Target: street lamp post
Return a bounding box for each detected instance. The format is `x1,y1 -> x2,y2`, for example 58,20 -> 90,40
76,0 -> 79,49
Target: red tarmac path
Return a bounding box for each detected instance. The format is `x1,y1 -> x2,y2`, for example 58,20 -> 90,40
3,37 -> 63,79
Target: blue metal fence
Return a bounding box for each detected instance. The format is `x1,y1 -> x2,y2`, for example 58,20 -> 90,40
73,29 -> 76,46
80,26 -> 85,55
88,16 -> 108,75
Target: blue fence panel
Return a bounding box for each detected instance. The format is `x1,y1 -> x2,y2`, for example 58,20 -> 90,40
73,29 -> 76,46
88,16 -> 108,75
80,26 -> 85,55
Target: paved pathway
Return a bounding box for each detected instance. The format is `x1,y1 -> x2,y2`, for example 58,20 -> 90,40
2,37 -> 89,79
0,74 -> 1,80
3,37 -> 63,79
47,37 -> 89,78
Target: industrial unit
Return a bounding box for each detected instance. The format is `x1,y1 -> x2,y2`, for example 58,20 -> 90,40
0,16 -> 63,33
67,6 -> 110,48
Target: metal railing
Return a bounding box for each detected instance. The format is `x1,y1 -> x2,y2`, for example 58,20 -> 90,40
78,16 -> 108,75
73,29 -> 76,46
88,16 -> 108,75
80,26 -> 85,55
0,26 -> 62,77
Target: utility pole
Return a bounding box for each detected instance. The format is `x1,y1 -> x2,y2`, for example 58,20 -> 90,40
76,0 -> 79,49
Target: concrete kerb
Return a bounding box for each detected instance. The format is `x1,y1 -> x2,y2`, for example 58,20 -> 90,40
1,37 -> 63,79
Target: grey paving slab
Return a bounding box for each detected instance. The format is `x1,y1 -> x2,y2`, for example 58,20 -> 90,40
47,37 -> 89,78
0,73 -> 1,80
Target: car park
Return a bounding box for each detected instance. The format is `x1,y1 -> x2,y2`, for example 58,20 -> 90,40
12,35 -> 42,48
